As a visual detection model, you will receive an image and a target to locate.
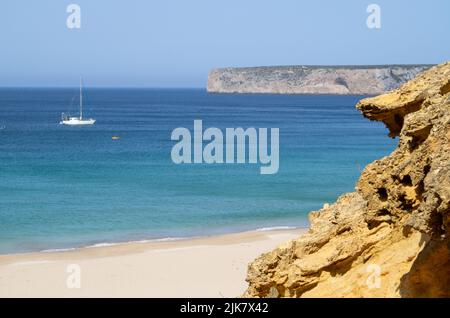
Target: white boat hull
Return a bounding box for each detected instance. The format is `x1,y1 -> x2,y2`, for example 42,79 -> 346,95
60,118 -> 96,125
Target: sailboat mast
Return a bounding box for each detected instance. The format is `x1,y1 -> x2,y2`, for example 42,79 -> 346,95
79,77 -> 83,119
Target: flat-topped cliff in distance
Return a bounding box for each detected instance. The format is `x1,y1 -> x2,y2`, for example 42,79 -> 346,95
207,65 -> 433,95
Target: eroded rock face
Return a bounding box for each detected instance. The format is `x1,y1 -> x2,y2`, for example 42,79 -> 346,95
244,62 -> 450,298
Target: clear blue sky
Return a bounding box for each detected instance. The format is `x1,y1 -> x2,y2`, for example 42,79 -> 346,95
0,0 -> 448,87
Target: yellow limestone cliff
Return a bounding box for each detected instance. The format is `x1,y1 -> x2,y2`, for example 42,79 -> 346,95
244,62 -> 450,298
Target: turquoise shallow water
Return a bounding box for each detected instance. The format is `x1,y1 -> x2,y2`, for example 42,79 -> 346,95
0,89 -> 396,253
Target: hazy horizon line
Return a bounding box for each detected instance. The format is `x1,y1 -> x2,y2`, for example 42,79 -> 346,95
0,86 -> 205,89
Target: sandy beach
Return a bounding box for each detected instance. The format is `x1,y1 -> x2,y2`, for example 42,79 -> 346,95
0,228 -> 305,298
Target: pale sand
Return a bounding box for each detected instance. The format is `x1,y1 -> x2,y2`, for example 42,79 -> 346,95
0,228 -> 305,298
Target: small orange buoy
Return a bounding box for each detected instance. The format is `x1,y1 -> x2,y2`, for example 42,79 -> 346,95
112,136 -> 120,140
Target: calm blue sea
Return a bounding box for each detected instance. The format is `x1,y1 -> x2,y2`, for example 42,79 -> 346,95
0,88 -> 395,254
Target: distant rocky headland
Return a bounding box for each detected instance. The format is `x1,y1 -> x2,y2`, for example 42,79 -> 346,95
207,65 -> 433,95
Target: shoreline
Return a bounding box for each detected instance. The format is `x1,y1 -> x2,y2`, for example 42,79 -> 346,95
0,227 -> 306,297
0,225 -> 303,256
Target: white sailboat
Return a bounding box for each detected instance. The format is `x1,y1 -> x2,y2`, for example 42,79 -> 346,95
60,78 -> 96,125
